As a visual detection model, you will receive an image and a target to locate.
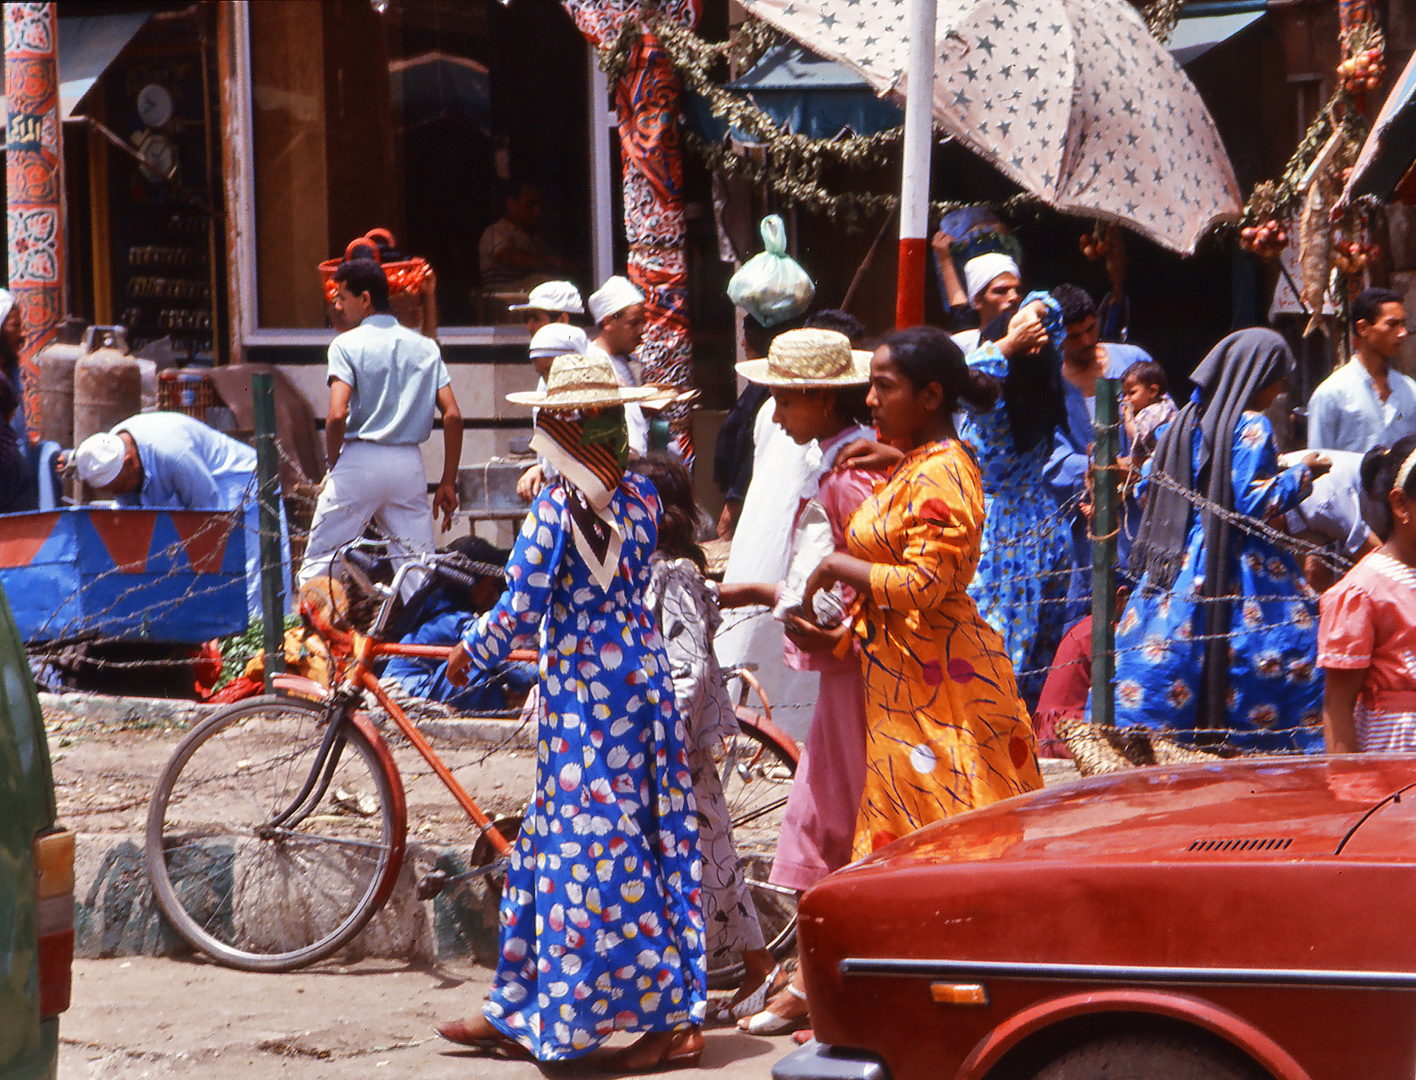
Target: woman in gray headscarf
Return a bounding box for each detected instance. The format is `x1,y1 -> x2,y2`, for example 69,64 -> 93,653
1104,328 -> 1329,752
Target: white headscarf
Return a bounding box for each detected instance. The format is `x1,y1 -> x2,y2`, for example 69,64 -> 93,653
0,290 -> 16,330
963,253 -> 1020,304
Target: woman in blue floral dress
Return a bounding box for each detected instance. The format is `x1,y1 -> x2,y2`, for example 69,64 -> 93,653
437,354 -> 707,1069
958,294 -> 1073,708
1109,328 -> 1327,752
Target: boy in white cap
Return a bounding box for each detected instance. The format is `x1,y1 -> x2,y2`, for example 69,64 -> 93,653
506,280 -> 584,336
515,322 -> 589,500
298,258 -> 462,600
72,412 -> 291,622
585,275 -> 648,453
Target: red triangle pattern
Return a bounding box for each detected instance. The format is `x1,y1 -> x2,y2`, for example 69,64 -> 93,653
171,511 -> 233,574
88,509 -> 155,574
0,512 -> 60,568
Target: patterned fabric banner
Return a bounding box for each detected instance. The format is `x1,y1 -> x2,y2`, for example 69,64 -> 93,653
564,0 -> 699,463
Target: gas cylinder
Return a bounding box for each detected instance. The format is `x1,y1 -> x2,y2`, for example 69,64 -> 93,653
73,326 -> 140,454
34,341 -> 83,448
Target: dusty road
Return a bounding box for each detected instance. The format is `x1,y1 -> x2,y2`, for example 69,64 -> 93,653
60,956 -> 792,1079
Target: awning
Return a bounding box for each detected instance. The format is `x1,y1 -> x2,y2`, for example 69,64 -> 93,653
58,13 -> 151,117
1339,49 -> 1416,208
1168,4 -> 1266,67
0,13 -> 150,126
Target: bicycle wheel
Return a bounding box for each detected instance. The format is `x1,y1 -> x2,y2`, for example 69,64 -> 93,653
145,694 -> 402,972
707,717 -> 800,988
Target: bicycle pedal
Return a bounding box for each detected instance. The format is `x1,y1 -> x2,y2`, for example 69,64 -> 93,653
416,859 -> 509,901
416,869 -> 450,900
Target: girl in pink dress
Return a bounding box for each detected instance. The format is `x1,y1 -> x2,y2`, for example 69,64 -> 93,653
1319,436 -> 1416,752
719,328 -> 881,1035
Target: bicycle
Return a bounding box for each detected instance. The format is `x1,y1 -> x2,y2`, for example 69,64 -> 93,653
145,551 -> 801,978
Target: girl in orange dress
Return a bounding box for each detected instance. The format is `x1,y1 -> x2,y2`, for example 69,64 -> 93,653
803,327 -> 1042,857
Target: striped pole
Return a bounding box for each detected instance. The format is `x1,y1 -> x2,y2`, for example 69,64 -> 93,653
896,0 -> 936,328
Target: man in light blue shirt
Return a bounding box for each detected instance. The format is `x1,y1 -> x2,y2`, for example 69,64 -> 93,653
72,411 -> 291,623
298,259 -> 462,599
1308,287 -> 1416,453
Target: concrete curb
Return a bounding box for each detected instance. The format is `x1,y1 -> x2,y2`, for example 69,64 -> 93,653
46,690 -> 529,966
74,832 -> 505,966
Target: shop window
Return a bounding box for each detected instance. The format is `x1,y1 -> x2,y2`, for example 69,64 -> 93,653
246,0 -> 591,330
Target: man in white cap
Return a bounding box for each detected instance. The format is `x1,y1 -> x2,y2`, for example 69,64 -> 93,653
506,280 -> 584,336
515,322 -> 589,500
72,412 -> 291,623
585,275 -> 649,454
931,233 -> 1022,354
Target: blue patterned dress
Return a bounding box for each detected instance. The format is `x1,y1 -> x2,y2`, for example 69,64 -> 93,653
959,346 -> 1072,708
460,473 -> 707,1060
1108,412 -> 1323,752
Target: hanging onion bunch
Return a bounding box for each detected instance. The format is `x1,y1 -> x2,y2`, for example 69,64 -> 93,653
1339,22 -> 1386,99
1240,218 -> 1289,259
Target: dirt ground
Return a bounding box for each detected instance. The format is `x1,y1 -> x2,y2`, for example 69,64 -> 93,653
60,956 -> 790,1080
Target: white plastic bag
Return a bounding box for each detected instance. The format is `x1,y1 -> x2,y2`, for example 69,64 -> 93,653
727,215 -> 815,327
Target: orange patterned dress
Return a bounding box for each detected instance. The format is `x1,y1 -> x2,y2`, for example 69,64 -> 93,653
846,438 -> 1042,857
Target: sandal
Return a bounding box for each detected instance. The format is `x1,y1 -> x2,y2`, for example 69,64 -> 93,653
434,1019 -> 535,1060
706,963 -> 785,1023
737,982 -> 809,1036
602,1029 -> 703,1073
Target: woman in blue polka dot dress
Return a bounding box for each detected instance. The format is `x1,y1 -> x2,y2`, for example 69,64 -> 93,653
437,354 -> 706,1070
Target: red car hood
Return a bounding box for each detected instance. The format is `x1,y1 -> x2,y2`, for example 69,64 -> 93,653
839,756 -> 1416,873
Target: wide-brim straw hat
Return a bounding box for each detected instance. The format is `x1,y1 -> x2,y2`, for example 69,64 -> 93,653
735,327 -> 871,387
507,352 -> 659,409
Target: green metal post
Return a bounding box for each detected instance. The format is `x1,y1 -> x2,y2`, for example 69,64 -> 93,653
252,372 -> 285,690
1091,377 -> 1120,732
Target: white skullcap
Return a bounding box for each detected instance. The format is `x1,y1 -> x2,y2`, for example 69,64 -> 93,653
588,276 -> 644,324
528,323 -> 589,359
74,432 -> 126,488
507,280 -> 585,315
0,290 -> 15,327
963,253 -> 1021,304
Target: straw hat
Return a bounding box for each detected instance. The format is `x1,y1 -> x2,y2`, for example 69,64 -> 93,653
506,352 -> 658,409
735,328 -> 871,387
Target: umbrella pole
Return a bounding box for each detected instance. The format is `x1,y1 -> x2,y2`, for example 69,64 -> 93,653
896,0 -> 937,328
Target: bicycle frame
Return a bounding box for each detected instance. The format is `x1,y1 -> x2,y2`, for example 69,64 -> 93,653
294,559 -> 523,859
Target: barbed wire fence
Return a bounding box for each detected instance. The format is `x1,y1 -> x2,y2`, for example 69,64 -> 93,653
12,374 -> 1353,782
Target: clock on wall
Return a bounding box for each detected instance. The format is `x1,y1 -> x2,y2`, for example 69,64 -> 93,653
136,83 -> 173,128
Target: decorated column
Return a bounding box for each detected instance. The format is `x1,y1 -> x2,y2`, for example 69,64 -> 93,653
4,2 -> 65,411
564,0 -> 697,464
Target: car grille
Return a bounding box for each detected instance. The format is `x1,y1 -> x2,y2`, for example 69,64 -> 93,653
1186,837 -> 1293,853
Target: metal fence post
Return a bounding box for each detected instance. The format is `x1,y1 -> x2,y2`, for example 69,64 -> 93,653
252,372 -> 285,690
1091,377 -> 1120,731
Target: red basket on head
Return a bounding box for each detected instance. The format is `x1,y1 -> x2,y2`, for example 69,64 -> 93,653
318,229 -> 430,332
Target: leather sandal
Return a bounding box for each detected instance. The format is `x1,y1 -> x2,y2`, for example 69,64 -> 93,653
737,983 -> 809,1036
706,963 -> 785,1023
434,1019 -> 535,1060
602,1029 -> 703,1073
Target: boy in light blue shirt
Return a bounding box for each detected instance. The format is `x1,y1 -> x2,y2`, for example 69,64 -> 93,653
297,259 -> 463,598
